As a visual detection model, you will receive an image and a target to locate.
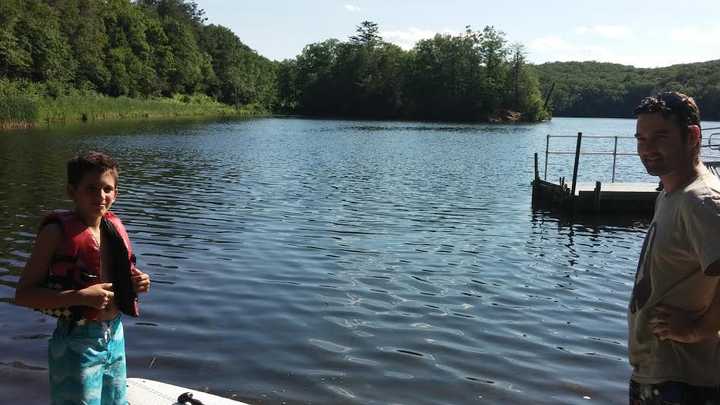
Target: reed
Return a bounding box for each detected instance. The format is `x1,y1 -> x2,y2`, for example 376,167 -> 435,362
0,80 -> 268,129
37,94 -> 265,125
0,95 -> 39,128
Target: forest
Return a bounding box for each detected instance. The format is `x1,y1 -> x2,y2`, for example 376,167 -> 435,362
0,1 -> 548,125
0,0 -> 277,105
277,22 -> 549,122
1,0 -> 717,126
533,60 -> 720,121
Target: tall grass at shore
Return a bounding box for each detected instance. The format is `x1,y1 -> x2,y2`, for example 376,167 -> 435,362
38,93 -> 263,124
0,95 -> 39,129
0,79 -> 267,130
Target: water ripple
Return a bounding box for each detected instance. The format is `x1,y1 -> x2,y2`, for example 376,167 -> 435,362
0,117 -> 684,403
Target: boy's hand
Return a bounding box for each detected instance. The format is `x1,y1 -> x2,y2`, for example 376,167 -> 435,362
132,269 -> 151,294
79,283 -> 115,309
649,305 -> 704,343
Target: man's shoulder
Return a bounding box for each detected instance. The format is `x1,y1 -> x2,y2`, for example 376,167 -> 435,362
678,174 -> 720,217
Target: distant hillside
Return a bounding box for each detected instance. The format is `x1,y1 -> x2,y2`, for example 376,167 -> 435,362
533,60 -> 720,121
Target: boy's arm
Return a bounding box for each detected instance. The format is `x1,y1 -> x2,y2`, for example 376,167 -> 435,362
14,223 -> 112,310
131,268 -> 151,293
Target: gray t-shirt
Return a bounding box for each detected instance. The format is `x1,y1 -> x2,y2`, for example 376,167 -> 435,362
628,165 -> 720,386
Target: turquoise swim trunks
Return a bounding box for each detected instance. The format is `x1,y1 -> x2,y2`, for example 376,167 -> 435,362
48,315 -> 127,405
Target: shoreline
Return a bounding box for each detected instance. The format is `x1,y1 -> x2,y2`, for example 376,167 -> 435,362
0,94 -> 270,131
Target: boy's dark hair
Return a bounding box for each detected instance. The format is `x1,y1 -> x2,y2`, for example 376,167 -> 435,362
633,91 -> 701,131
67,151 -> 119,187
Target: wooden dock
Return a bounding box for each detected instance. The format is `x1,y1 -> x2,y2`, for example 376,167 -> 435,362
531,130 -> 720,215
532,177 -> 658,214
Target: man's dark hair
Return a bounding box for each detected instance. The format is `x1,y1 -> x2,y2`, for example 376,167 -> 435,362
67,151 -> 119,187
633,91 -> 701,131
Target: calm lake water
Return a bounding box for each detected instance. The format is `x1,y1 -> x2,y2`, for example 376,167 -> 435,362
2,117 -> 719,404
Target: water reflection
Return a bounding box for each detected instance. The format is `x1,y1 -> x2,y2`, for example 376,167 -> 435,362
529,209 -> 649,267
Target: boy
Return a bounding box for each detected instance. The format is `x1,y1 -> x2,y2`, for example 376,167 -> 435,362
15,151 -> 151,405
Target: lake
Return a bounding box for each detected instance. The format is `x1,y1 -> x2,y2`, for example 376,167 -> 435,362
2,117 -> 719,404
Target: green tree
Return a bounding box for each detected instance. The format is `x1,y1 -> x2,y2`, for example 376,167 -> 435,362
349,21 -> 381,47
14,1 -> 76,84
0,0 -> 33,79
200,24 -> 276,107
533,60 -> 720,120
50,0 -> 111,91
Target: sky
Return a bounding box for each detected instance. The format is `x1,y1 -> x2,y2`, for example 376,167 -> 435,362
194,0 -> 720,68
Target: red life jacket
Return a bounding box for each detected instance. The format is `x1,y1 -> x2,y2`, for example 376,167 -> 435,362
41,210 -> 140,322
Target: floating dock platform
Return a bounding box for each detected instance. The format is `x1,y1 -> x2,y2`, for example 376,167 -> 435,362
531,130 -> 720,215
532,177 -> 658,214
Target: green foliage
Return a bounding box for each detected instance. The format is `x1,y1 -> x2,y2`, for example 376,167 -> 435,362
281,23 -> 549,122
349,21 -> 381,47
0,79 -> 39,126
36,91 -> 258,124
534,60 -> 720,121
200,24 -> 277,107
0,0 -> 277,127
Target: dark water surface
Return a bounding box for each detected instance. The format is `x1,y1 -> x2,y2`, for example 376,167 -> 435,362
2,117 -> 718,404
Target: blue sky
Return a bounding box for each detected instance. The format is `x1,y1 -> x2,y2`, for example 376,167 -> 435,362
195,0 -> 719,68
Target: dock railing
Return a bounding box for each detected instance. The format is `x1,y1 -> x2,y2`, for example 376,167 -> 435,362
705,127 -> 720,176
542,126 -> 720,190
532,127 -> 720,214
543,133 -> 635,184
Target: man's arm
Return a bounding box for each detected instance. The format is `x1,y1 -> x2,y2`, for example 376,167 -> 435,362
650,259 -> 720,343
694,260 -> 720,338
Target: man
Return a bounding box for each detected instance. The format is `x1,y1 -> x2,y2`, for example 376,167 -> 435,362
629,91 -> 720,404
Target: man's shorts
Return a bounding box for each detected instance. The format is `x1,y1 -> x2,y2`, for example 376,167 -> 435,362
48,315 -> 127,405
630,379 -> 720,405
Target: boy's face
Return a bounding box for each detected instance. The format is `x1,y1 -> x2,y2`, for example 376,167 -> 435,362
635,113 -> 696,176
68,169 -> 118,219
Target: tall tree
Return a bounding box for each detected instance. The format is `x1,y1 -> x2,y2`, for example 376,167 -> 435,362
349,21 -> 381,47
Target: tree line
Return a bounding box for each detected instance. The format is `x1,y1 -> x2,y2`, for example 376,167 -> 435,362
277,22 -> 549,122
0,0 -> 277,108
0,1 -> 549,123
533,60 -> 720,121
3,0 -> 717,123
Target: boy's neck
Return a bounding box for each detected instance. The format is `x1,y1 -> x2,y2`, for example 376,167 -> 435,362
75,210 -> 103,229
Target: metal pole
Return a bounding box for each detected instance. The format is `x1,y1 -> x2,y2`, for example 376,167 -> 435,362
612,136 -> 618,183
594,181 -> 602,211
544,134 -> 550,180
534,153 -> 539,181
570,132 -> 582,201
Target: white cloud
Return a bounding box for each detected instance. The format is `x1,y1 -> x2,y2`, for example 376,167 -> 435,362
575,25 -> 633,40
381,27 -> 458,50
527,33 -> 715,68
528,35 -> 618,64
670,26 -> 720,45
344,4 -> 361,12
529,35 -> 572,51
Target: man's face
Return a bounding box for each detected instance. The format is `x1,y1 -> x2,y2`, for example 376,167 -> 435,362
635,113 -> 694,177
68,169 -> 118,219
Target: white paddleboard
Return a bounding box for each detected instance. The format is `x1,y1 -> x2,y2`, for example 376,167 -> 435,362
127,378 -> 249,405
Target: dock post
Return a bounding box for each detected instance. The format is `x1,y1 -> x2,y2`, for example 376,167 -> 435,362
594,181 -> 602,211
570,132 -> 583,203
612,136 -> 618,183
532,153 -> 539,202
544,134 -> 550,180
